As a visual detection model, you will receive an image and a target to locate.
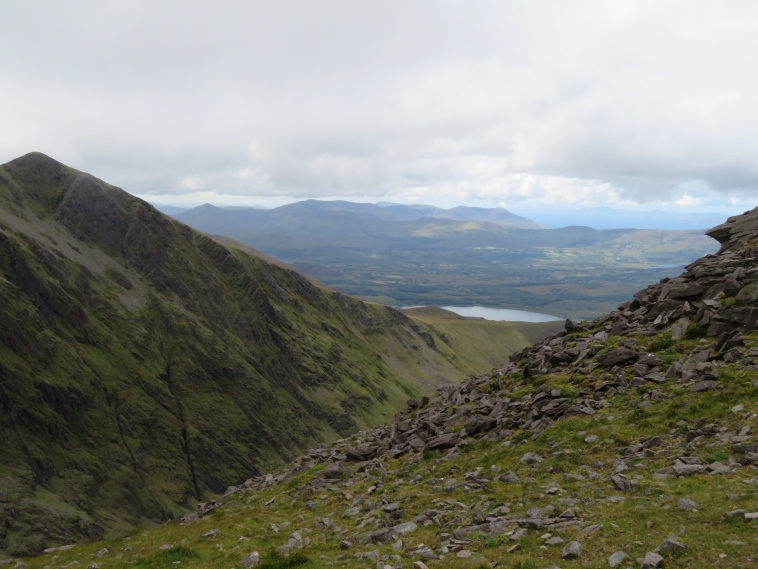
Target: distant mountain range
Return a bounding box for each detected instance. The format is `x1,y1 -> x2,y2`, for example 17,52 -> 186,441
173,200 -> 718,320
155,201 -> 541,229
155,201 -> 736,231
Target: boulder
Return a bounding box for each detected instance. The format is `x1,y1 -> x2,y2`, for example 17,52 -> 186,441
561,540 -> 582,559
641,552 -> 664,569
597,348 -> 639,368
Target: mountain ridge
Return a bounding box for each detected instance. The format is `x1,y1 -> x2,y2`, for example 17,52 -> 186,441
0,152 -> 561,558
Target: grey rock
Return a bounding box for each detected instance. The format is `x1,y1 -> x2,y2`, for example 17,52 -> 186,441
393,521 -> 417,535
498,471 -> 521,483
323,462 -> 354,479
608,551 -> 628,567
691,380 -> 719,393
202,529 -> 220,537
561,540 -> 582,559
346,443 -> 379,461
382,501 -> 401,512
465,416 -> 498,436
580,524 -> 602,537
641,552 -> 664,569
672,463 -> 705,477
358,527 -> 398,545
413,546 -> 438,561
597,347 -> 639,367
425,433 -> 460,450
677,498 -> 698,511
645,372 -> 666,383
707,461 -> 733,475
43,544 -> 76,553
242,551 -> 261,568
659,535 -> 687,552
510,528 -> 529,540
611,474 -> 635,492
521,452 -> 543,465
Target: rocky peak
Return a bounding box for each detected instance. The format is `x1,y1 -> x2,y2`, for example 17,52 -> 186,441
706,206 -> 758,251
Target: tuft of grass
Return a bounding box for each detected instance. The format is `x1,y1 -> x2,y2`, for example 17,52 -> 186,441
135,546 -> 199,569
683,323 -> 708,340
258,551 -> 311,569
649,331 -> 674,352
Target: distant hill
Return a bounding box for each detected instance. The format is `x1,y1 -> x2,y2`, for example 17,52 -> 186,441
0,153 -> 560,557
378,202 -> 543,228
175,201 -> 718,320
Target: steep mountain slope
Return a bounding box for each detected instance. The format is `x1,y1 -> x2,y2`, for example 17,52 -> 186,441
0,153 -> 560,558
21,207 -> 758,569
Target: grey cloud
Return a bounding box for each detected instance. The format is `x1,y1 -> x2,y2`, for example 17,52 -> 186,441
1,0 -> 757,206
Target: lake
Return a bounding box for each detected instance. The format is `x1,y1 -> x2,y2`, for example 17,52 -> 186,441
440,305 -> 563,323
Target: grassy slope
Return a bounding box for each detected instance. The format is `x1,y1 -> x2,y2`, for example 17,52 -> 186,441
18,330 -> 758,569
402,307 -> 563,374
0,153 -> 557,557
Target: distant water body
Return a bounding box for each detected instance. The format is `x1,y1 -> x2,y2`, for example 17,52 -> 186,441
441,306 -> 562,323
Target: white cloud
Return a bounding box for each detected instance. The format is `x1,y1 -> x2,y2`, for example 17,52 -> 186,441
1,0 -> 757,211
675,194 -> 702,207
179,176 -> 207,191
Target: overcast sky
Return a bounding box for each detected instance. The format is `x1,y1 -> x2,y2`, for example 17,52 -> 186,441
2,1 -> 757,214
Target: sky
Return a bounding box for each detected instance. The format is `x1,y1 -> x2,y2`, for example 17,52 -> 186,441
2,0 -> 757,216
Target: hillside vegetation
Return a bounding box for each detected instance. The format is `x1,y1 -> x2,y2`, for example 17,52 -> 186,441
16,207 -> 758,569
0,153 -> 559,558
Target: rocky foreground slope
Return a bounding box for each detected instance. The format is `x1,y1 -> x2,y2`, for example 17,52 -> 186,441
16,211 -> 758,568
